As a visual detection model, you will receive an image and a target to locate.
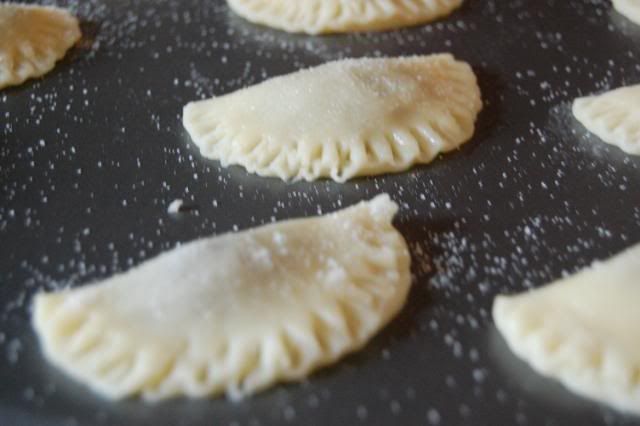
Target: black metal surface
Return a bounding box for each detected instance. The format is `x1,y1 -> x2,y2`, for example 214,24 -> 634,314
2,0 -> 640,425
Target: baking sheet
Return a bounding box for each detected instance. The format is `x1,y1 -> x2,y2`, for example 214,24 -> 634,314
1,0 -> 640,424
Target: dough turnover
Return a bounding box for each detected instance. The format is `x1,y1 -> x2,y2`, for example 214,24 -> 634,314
0,3 -> 81,90
183,54 -> 482,182
33,194 -> 411,401
493,242 -> 640,415
572,84 -> 640,155
613,0 -> 640,24
226,0 -> 463,34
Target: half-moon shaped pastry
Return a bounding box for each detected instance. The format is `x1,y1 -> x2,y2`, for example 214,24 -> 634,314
33,194 -> 411,401
226,0 -> 464,34
572,84 -> 640,155
494,242 -> 640,415
183,54 -> 482,182
0,3 -> 81,89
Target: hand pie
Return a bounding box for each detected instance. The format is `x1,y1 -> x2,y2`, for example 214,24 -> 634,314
32,194 -> 411,401
226,0 -> 463,34
613,0 -> 640,25
493,242 -> 640,415
183,54 -> 482,182
0,3 -> 81,90
572,84 -> 640,155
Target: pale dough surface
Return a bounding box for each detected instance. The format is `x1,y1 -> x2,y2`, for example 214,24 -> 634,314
493,242 -> 640,415
183,54 -> 482,182
0,3 -> 81,89
572,84 -> 640,155
33,194 -> 411,401
613,0 -> 640,24
226,0 -> 463,34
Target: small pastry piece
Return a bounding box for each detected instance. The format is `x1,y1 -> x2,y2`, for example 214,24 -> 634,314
33,194 -> 411,401
226,0 -> 464,34
572,84 -> 640,155
0,3 -> 81,89
613,0 -> 640,25
167,199 -> 184,214
183,54 -> 482,182
493,242 -> 640,415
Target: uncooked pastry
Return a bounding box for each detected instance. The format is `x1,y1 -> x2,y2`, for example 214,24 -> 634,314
33,194 -> 411,401
226,0 -> 463,34
0,3 -> 81,90
613,0 -> 640,25
183,54 -> 482,182
572,84 -> 640,155
493,242 -> 640,415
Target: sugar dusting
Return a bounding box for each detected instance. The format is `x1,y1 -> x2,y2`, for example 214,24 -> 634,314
1,0 -> 640,425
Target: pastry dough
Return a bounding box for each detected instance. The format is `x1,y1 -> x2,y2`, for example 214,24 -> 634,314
613,0 -> 640,25
0,3 -> 81,90
572,84 -> 640,155
493,242 -> 640,415
33,194 -> 411,401
226,0 -> 464,34
183,54 -> 482,182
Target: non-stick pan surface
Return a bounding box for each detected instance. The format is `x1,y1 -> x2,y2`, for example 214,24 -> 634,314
1,0 -> 640,424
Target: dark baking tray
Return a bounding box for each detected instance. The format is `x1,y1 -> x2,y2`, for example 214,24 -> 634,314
1,0 -> 640,424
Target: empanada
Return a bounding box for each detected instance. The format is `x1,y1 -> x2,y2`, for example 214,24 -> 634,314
0,3 -> 81,89
493,242 -> 640,415
613,0 -> 640,25
183,54 -> 482,182
572,84 -> 640,155
33,194 -> 411,401
226,0 -> 463,34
